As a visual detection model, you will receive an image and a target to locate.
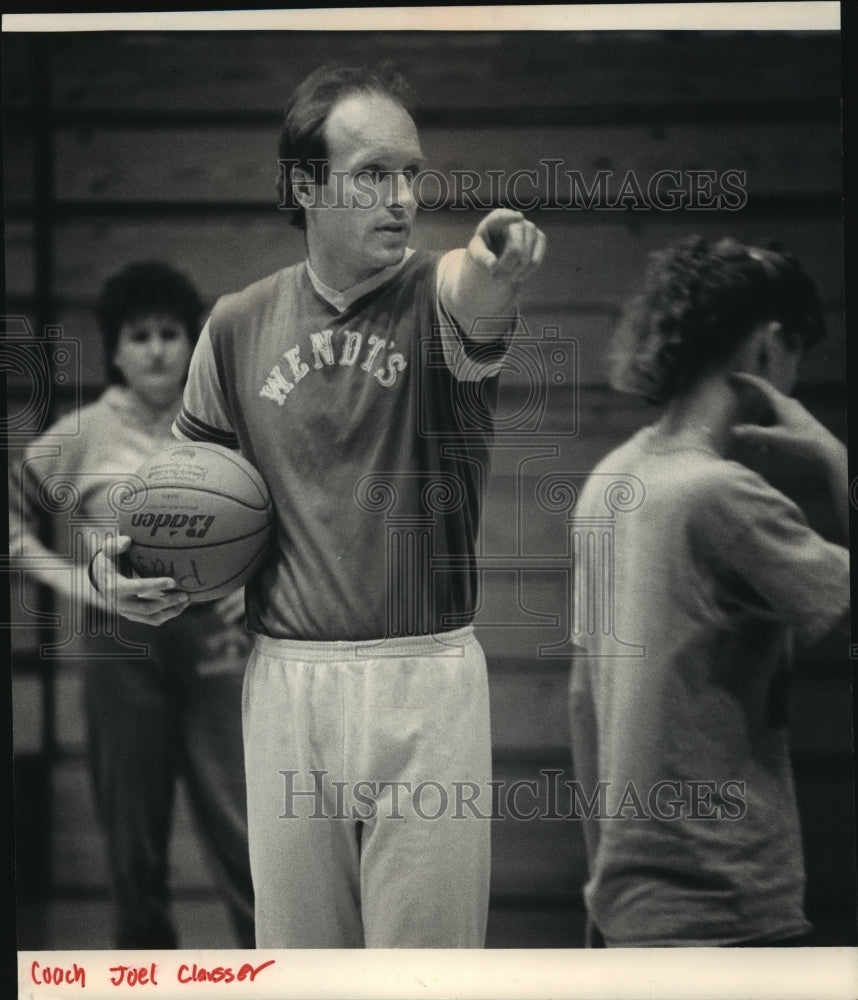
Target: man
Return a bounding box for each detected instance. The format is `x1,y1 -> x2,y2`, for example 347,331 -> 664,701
93,63 -> 546,948
569,236 -> 850,947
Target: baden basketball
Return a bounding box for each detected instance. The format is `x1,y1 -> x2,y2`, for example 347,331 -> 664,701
117,442 -> 274,603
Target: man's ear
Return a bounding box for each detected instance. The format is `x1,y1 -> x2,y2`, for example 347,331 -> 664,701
291,166 -> 316,209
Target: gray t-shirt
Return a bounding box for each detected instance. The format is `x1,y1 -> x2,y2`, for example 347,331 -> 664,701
569,425 -> 850,946
174,252 -> 508,641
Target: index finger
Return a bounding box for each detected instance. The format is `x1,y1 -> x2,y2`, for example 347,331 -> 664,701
531,227 -> 547,268
476,209 -> 526,257
480,208 -> 525,235
494,220 -> 544,277
107,567 -> 181,599
493,219 -> 528,267
96,540 -> 179,595
124,576 -> 183,599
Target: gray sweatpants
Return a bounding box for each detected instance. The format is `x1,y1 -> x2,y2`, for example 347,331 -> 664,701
242,626 -> 492,948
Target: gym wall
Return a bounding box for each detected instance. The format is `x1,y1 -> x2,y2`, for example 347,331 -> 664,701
4,28 -> 852,947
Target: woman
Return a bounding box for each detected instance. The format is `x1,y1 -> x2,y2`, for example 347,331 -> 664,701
11,261 -> 254,949
568,236 -> 849,947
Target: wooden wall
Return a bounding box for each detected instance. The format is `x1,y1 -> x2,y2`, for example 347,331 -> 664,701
4,29 -> 853,948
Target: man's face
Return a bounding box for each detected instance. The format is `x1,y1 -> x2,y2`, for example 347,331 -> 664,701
302,91 -> 424,290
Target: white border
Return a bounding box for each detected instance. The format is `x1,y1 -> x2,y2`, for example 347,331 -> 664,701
0,4 -> 843,34
6,4 -> 853,1000
17,948 -> 858,999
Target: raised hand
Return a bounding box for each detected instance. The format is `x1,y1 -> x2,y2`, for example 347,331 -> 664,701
730,372 -> 846,469
441,209 -> 547,341
731,371 -> 848,541
466,208 -> 547,283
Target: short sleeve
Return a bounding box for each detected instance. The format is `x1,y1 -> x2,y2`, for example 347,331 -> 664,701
698,464 -> 850,645
172,318 -> 239,448
434,250 -> 514,382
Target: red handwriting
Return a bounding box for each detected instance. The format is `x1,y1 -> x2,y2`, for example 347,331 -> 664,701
177,960 -> 276,984
109,963 -> 158,986
31,961 -> 86,988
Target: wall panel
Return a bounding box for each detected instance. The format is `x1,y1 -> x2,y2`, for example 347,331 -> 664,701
4,27 -> 851,948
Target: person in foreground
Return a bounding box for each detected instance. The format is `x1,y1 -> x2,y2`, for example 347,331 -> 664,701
10,261 -> 254,949
568,236 -> 850,947
92,63 -> 546,948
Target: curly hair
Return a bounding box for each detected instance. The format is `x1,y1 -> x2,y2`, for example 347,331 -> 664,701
95,260 -> 205,385
276,61 -> 414,231
609,236 -> 826,405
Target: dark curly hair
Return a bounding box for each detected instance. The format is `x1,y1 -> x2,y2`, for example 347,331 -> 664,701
610,236 -> 826,405
276,61 -> 414,231
95,260 -> 205,385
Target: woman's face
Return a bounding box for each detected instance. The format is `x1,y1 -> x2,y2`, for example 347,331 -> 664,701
112,312 -> 192,410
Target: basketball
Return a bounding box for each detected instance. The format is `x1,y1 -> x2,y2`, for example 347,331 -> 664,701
117,442 -> 274,603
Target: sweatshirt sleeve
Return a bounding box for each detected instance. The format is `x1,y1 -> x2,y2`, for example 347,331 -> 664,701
696,462 -> 850,646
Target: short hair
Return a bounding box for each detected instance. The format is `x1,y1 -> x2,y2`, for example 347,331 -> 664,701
610,235 -> 826,405
95,260 -> 205,385
276,61 -> 414,231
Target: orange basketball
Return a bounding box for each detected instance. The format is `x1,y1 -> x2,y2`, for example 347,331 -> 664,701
117,442 -> 273,603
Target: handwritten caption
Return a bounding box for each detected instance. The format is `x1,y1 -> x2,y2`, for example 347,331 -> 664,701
30,959 -> 276,990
